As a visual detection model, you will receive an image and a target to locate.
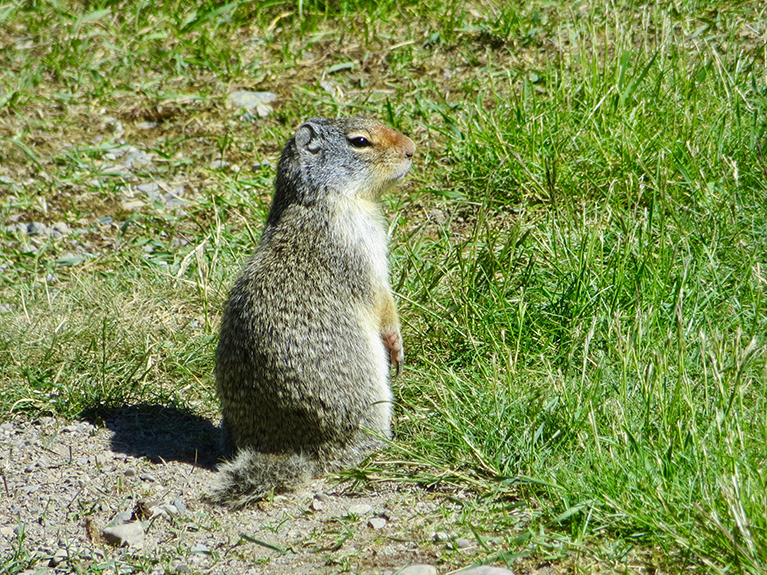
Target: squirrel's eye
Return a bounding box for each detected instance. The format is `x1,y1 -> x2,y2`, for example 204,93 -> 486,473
348,136 -> 371,148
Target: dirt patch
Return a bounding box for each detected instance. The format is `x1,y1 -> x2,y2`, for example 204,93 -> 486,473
0,411 -> 510,575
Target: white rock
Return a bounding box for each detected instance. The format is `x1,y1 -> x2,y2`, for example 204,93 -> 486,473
347,503 -> 373,516
48,548 -> 67,567
102,522 -> 144,548
173,498 -> 187,515
453,567 -> 515,575
398,566 -> 437,575
27,222 -> 51,236
368,517 -> 387,529
136,182 -> 160,193
228,90 -> 276,108
228,91 -> 276,117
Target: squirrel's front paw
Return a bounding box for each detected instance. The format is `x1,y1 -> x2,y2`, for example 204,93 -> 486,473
382,328 -> 404,377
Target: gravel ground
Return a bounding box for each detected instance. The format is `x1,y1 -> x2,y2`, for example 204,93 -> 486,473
0,409 -> 515,575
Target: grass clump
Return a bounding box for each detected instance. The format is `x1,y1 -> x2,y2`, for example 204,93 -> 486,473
392,1 -> 767,572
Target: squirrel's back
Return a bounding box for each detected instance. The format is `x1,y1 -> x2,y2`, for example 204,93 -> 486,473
209,117 -> 414,508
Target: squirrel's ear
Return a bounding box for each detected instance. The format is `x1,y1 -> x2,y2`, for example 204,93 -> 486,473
295,122 -> 322,154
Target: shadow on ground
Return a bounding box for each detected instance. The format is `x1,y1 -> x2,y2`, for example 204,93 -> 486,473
80,403 -> 222,470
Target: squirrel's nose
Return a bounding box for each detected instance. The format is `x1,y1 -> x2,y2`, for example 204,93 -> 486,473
402,137 -> 415,159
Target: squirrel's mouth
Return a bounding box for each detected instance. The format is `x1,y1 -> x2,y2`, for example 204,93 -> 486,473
389,158 -> 413,182
351,157 -> 413,200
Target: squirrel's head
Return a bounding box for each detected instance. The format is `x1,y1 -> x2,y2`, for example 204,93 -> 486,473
271,118 -> 414,221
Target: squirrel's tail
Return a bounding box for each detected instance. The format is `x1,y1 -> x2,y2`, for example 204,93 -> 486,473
207,450 -> 318,509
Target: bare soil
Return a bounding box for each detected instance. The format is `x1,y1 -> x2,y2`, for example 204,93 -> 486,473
0,408 -> 513,575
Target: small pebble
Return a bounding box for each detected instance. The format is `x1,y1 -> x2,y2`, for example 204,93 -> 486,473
27,222 -> 51,236
228,91 -> 277,117
347,503 -> 373,516
7,223 -> 27,234
398,566 -> 438,575
455,537 -> 473,549
433,531 -> 450,542
48,548 -> 67,567
173,563 -> 192,574
310,499 -> 324,512
173,498 -> 187,515
228,90 -> 277,107
190,543 -> 209,554
102,522 -> 144,548
136,182 -> 160,194
114,511 -> 133,524
453,567 -> 515,575
139,473 -> 157,482
124,468 -> 137,477
368,517 -> 387,529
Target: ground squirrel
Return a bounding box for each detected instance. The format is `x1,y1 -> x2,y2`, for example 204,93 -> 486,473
208,117 -> 415,508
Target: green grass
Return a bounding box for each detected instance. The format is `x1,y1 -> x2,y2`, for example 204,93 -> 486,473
2,0 -> 767,573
